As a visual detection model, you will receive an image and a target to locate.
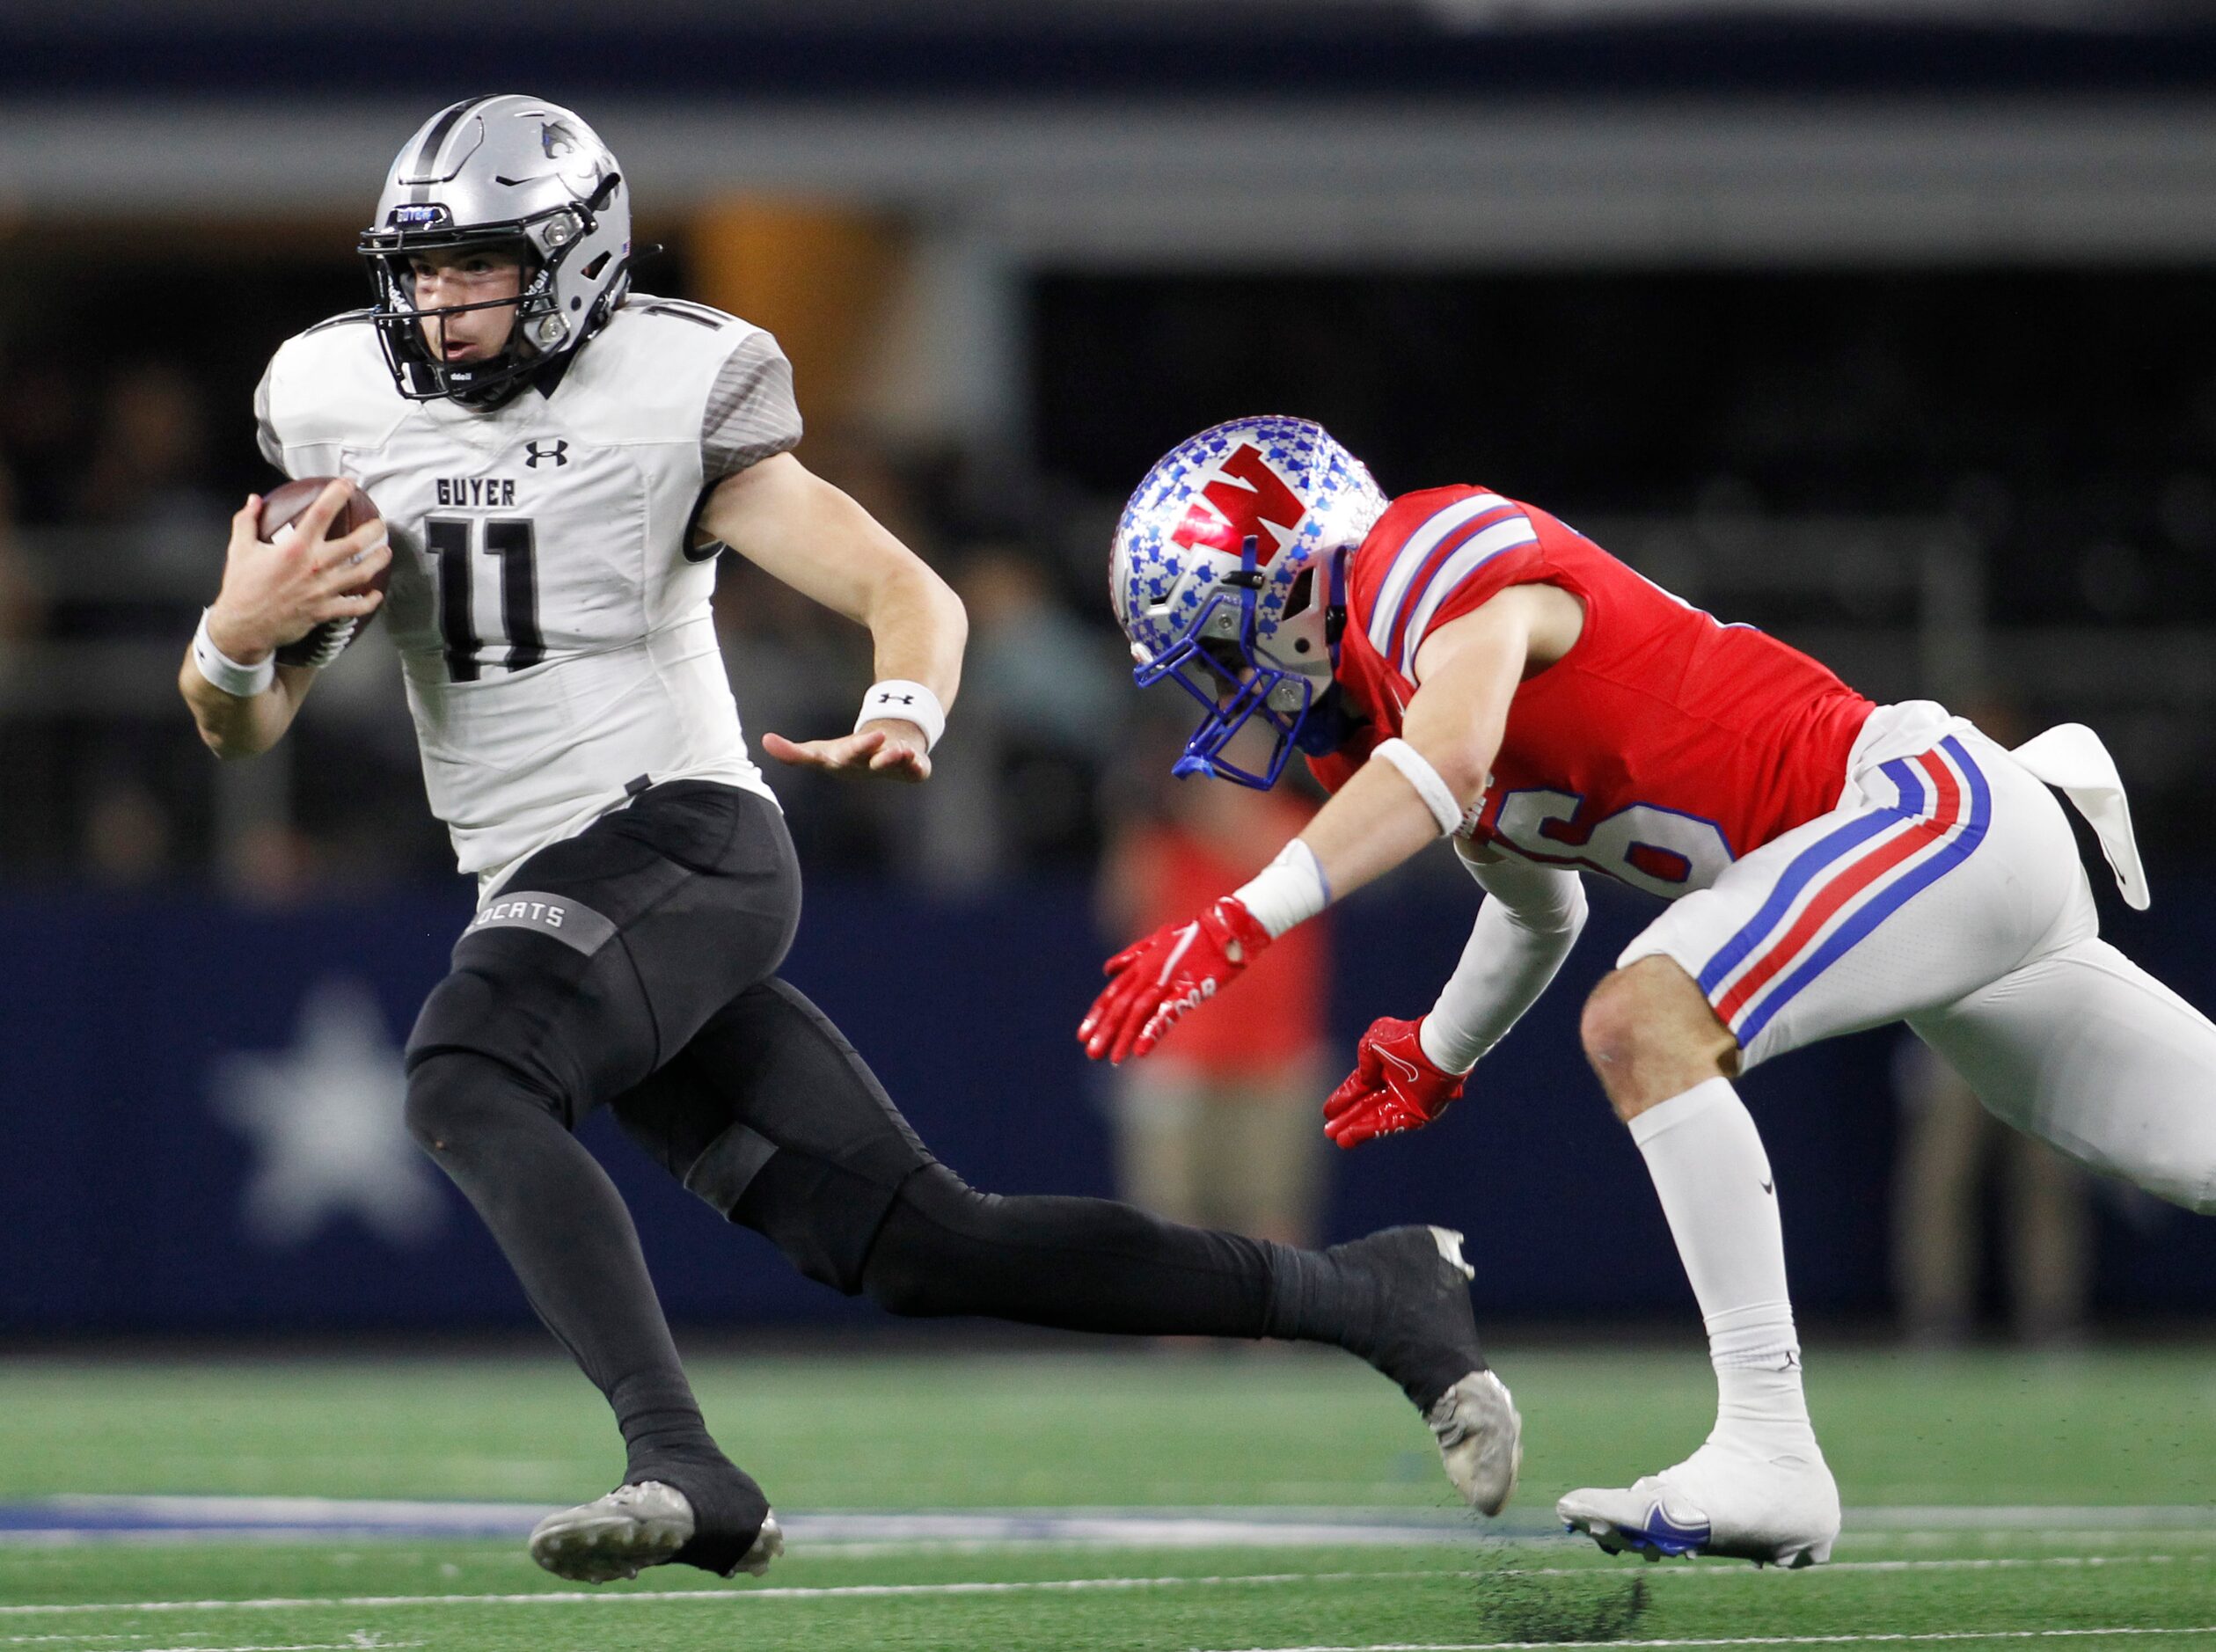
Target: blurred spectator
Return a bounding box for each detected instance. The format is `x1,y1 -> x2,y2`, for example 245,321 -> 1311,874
956,546 -> 1125,869
82,771 -> 172,886
71,362 -> 230,601
1891,1032 -> 2091,1349
0,358 -> 99,526
1097,772 -> 1331,1247
223,819 -> 322,907
0,460 -> 44,641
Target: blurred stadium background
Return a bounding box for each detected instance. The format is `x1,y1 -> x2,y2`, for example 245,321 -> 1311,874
0,4 -> 2212,1642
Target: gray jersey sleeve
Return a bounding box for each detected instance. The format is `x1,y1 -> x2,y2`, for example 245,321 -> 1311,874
701,331 -> 804,480
252,355 -> 288,474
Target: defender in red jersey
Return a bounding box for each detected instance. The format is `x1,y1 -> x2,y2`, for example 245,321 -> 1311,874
1321,484 -> 1875,895
1086,416 -> 2216,1568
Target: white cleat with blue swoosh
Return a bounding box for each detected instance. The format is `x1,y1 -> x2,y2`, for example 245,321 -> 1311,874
1558,1436 -> 1839,1568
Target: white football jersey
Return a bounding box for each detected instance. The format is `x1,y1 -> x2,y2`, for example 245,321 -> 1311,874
255,296 -> 801,892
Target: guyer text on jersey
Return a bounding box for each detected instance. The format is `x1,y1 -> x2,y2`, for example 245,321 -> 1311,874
435,478 -> 523,508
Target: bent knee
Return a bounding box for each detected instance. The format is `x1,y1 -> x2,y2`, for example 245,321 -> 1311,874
865,1263 -> 942,1319
1580,957 -> 1739,1115
859,1166 -> 1001,1319
1578,969 -> 1644,1073
1580,958 -> 1713,1066
403,1049 -> 560,1154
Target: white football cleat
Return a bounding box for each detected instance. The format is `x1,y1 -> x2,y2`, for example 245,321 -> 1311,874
1426,1369 -> 1523,1517
1558,1436 -> 1839,1568
529,1480 -> 783,1583
733,1509 -> 785,1575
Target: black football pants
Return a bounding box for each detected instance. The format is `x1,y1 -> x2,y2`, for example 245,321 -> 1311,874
401,784 -> 1363,1511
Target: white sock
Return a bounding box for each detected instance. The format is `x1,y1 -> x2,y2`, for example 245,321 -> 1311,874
1627,1077 -> 1814,1454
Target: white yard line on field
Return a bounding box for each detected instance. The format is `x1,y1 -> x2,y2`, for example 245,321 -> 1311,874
0,1553 -> 2206,1618
1,1638 -> 419,1647
1850,1508 -> 2216,1531
131,1638 -> 421,1647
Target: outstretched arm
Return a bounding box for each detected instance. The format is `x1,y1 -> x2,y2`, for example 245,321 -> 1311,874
1081,581 -> 1585,1063
1322,846 -> 1587,1149
698,451 -> 967,783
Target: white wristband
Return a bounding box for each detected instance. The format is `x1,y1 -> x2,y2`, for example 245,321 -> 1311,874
1232,838 -> 1333,939
1371,738 -> 1462,837
192,609 -> 274,699
856,679 -> 946,751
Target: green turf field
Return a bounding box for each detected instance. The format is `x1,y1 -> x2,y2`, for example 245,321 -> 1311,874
0,1343 -> 2211,1648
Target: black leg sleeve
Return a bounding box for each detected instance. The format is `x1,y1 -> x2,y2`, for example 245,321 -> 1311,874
855,1159 -> 1353,1342
404,1049 -> 734,1483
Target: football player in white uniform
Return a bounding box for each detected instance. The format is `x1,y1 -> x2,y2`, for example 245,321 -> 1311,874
179,96 -> 1521,1586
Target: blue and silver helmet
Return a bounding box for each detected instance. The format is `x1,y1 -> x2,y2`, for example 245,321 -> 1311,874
1109,416 -> 1387,787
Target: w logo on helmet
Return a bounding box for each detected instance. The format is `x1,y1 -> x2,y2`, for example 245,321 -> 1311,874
1170,443 -> 1306,559
1110,416 -> 1387,792
524,440 -> 570,469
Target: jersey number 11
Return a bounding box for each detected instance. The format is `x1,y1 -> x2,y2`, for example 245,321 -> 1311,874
426,517 -> 544,681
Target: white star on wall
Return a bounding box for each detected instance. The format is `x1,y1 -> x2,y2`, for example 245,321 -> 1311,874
211,977 -> 446,1248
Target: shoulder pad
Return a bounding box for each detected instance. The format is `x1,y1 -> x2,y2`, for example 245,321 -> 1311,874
303,308 -> 377,337
635,299 -> 731,331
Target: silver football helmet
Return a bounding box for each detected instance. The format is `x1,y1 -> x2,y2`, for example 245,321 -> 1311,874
1110,416 -> 1387,786
359,94 -> 633,406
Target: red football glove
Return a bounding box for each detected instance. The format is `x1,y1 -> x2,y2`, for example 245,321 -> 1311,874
1079,896 -> 1273,1064
1322,1015 -> 1467,1150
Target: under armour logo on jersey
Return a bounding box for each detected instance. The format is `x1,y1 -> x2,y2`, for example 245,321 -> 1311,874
524,440 -> 570,469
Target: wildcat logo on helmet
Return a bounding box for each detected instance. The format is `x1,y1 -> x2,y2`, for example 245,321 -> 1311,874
1108,415 -> 1389,789
386,203 -> 453,230
1170,443 -> 1308,558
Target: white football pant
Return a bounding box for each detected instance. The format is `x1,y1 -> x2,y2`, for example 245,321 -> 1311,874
1625,700 -> 2216,1216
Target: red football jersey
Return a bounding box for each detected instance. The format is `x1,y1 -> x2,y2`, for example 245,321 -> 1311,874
1308,486 -> 1876,898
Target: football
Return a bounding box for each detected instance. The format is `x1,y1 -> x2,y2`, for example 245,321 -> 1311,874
258,476 -> 388,668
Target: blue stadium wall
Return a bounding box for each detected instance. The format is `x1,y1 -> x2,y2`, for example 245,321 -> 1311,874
3,874 -> 2212,1334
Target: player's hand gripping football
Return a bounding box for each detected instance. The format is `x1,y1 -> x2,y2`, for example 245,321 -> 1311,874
206,482 -> 390,663
761,721 -> 932,784
1079,896 -> 1272,1064
1322,1015 -> 1467,1150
